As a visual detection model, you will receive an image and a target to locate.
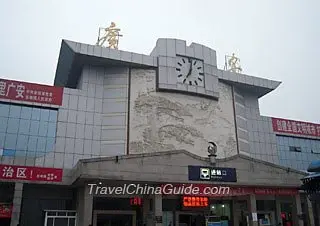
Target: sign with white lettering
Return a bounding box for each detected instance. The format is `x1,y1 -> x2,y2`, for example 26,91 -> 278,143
272,117 -> 320,138
0,164 -> 63,182
0,78 -> 63,106
188,166 -> 237,182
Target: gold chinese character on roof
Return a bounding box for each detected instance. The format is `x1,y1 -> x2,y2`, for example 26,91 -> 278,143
225,53 -> 242,73
96,22 -> 123,49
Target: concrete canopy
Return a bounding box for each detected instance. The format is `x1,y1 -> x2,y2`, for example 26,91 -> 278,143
70,150 -> 306,188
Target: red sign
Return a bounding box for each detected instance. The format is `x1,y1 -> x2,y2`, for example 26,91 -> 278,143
0,78 -> 63,106
272,117 -> 320,138
0,164 -> 63,182
130,197 -> 142,206
0,204 -> 12,218
182,196 -> 208,207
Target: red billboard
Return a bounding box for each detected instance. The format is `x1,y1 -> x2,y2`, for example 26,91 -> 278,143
0,78 -> 63,106
272,117 -> 320,138
0,164 -> 63,182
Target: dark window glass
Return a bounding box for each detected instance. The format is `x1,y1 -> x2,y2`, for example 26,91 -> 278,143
18,119 -> 30,134
38,121 -> 48,136
49,110 -> 58,122
7,118 -> 19,133
40,109 -> 50,121
29,121 -> 40,136
0,104 -> 9,117
21,106 -> 32,119
0,117 -> 8,133
289,146 -> 301,152
47,218 -> 54,226
31,108 -> 40,120
16,134 -> 28,151
9,105 -> 21,118
54,218 -> 68,226
4,134 -> 17,149
69,218 -> 76,226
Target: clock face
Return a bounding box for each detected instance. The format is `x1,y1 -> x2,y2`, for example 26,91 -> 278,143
176,57 -> 204,87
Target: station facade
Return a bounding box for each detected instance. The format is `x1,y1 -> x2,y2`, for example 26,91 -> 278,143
0,38 -> 319,226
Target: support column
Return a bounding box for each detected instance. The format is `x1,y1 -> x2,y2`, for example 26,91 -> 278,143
293,194 -> 303,226
275,198 -> 282,225
143,196 -> 152,226
76,185 -> 93,226
248,194 -> 258,226
10,182 -> 23,226
306,198 -> 315,226
153,194 -> 162,226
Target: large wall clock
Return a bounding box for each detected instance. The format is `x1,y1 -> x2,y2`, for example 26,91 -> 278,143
176,56 -> 204,87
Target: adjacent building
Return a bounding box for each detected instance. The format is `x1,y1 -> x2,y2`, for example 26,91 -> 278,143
0,38 -> 318,226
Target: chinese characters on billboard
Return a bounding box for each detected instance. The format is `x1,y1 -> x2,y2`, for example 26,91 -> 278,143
0,164 -> 63,182
0,78 -> 63,106
272,117 -> 320,138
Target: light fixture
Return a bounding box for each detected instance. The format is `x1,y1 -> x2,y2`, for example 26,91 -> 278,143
208,142 -> 217,165
221,204 -> 225,208
211,205 -> 215,209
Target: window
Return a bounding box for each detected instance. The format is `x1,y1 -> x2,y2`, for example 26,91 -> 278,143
0,103 -> 58,157
44,210 -> 76,226
289,146 -> 301,152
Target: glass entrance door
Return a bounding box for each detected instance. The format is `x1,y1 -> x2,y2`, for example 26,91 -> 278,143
93,210 -> 136,226
96,214 -> 132,226
178,213 -> 206,226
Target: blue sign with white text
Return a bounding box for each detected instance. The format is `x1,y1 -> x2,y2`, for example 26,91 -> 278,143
188,165 -> 237,182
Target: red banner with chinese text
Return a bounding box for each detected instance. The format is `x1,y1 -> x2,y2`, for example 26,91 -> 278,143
0,78 -> 63,106
272,117 -> 320,138
0,164 -> 63,182
0,203 -> 12,218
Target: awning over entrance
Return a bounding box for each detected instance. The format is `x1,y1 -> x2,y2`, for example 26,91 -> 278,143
70,150 -> 306,189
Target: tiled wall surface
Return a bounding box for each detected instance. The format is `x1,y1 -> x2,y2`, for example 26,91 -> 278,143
234,88 -> 279,164
129,69 -> 237,158
12,65 -> 130,169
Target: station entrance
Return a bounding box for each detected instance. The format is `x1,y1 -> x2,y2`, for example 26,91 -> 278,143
93,210 -> 136,226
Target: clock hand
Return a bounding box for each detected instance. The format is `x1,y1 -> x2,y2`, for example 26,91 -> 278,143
187,60 -> 193,77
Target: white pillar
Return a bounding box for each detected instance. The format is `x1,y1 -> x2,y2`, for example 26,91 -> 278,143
248,194 -> 258,226
275,197 -> 282,225
293,194 -> 303,226
143,196 -> 152,226
306,198 -> 315,226
10,183 -> 23,226
153,194 -> 162,226
76,185 -> 93,226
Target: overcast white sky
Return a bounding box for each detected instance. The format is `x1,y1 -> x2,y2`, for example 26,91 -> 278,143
0,0 -> 319,123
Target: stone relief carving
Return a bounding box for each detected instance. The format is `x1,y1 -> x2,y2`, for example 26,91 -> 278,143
130,127 -> 176,153
134,93 -> 192,122
158,124 -> 203,146
129,69 -> 237,157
